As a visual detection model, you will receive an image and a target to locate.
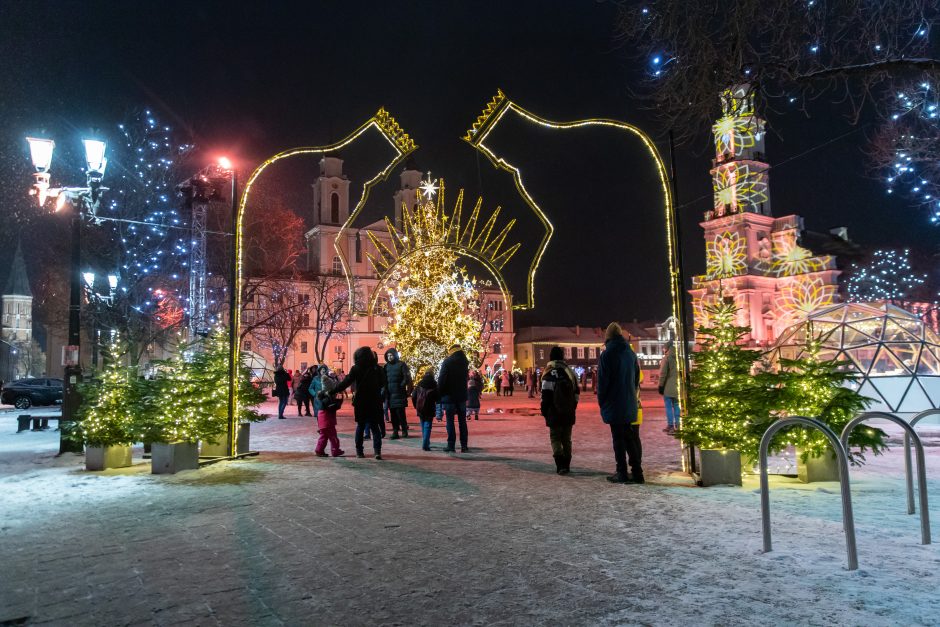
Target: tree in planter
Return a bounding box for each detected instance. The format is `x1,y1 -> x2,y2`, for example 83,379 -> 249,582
74,339 -> 140,448
674,299 -> 777,461
767,327 -> 884,464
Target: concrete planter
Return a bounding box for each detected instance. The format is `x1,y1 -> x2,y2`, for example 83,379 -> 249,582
151,442 -> 199,474
797,449 -> 840,483
85,444 -> 133,471
199,423 -> 251,458
698,449 -> 742,486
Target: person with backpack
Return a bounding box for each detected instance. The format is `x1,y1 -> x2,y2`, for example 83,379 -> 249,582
383,348 -> 413,439
310,365 -> 345,458
331,347 -> 388,459
437,344 -> 470,453
597,323 -> 644,484
412,369 -> 440,451
466,369 -> 483,420
540,346 -> 579,475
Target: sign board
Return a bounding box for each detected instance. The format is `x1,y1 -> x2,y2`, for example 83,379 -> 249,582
62,345 -> 79,367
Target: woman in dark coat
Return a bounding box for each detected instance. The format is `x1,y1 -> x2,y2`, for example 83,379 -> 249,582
331,346 -> 388,459
295,367 -> 314,417
273,366 -> 292,420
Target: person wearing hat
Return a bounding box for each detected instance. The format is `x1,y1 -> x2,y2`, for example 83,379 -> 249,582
597,322 -> 644,484
436,343 -> 471,453
539,346 -> 579,474
383,348 -> 413,439
309,365 -> 344,458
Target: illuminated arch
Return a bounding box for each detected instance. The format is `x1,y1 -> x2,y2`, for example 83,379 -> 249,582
462,89 -> 687,403
228,108 -> 416,455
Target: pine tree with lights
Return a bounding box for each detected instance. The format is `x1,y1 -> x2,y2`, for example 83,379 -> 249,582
383,198 -> 484,376
74,338 -> 141,447
674,299 -> 776,461
767,326 -> 883,464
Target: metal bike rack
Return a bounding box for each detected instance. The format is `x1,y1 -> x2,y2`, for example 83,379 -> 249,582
759,416 -> 858,570
842,412 -> 930,545
905,409 -> 940,517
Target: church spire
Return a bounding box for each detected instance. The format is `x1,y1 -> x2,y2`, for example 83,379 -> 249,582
4,240 -> 31,297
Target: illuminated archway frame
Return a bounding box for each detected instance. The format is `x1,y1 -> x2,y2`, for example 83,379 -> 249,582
229,108 -> 417,455
462,89 -> 688,403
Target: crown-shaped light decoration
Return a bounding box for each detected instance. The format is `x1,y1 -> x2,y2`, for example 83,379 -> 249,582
375,107 -> 416,153
463,89 -> 508,143
367,179 -> 520,285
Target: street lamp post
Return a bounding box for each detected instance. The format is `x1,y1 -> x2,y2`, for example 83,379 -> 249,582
26,136 -> 108,454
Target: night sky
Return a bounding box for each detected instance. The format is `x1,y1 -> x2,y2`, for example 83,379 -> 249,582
1,0 -> 934,327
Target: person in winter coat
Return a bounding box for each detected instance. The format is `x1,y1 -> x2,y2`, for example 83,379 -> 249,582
597,323 -> 644,484
331,346 -> 388,459
295,367 -> 314,417
411,370 -> 440,451
494,370 -> 502,396
501,369 -> 512,397
383,348 -> 413,439
466,370 -> 483,420
309,365 -> 344,457
273,366 -> 292,420
540,346 -> 580,475
658,345 -> 681,434
436,344 -> 470,453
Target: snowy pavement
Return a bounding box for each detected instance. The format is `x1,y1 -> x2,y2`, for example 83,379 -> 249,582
2,393 -> 940,625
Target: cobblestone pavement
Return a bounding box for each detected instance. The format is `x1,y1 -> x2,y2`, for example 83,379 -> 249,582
2,393 -> 939,626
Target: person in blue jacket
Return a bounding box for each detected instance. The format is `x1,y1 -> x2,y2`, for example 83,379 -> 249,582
597,322 -> 644,484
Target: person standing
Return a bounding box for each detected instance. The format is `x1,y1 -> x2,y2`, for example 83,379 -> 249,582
412,369 -> 440,451
273,366 -> 292,420
506,370 -> 514,397
466,369 -> 483,420
332,347 -> 387,459
494,369 -> 503,396
310,365 -> 345,458
501,369 -> 511,397
383,348 -> 413,439
295,367 -> 314,417
658,344 -> 681,434
597,323 -> 644,484
437,344 -> 470,453
540,346 -> 579,475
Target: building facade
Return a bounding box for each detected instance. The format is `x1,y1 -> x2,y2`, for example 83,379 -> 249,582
688,86 -> 842,346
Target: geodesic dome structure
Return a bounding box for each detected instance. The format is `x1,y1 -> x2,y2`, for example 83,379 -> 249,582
771,302 -> 940,414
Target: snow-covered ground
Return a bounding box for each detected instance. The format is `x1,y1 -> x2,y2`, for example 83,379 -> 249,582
1,393 -> 939,625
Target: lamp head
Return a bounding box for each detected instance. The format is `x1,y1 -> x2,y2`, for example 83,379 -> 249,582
107,274 -> 118,290
218,156 -> 233,171
26,137 -> 55,172
82,139 -> 107,179
83,272 -> 95,288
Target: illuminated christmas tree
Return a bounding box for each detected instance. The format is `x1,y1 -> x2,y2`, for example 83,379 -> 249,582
768,327 -> 883,464
675,299 -> 776,460
75,338 -> 141,447
381,194 -> 485,376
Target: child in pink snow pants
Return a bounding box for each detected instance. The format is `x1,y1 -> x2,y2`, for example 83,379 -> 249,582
311,365 -> 344,457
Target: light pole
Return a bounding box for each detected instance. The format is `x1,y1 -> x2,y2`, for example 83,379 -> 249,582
26,136 -> 108,454
218,157 -> 239,457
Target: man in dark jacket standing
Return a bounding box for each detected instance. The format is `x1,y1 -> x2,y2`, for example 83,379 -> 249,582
383,348 -> 413,439
540,346 -> 579,475
597,323 -> 644,484
332,346 -> 388,459
436,344 -> 470,453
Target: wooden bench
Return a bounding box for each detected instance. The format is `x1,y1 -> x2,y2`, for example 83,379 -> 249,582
16,414 -> 62,433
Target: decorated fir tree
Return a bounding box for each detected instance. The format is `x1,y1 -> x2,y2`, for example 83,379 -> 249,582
674,299 -> 777,460
382,196 -> 483,375
75,338 -> 141,447
767,326 -> 883,464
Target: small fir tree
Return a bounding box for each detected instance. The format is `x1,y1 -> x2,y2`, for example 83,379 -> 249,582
674,299 -> 777,460
74,338 -> 141,447
767,326 -> 883,464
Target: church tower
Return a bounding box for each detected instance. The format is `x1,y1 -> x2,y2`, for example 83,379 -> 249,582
689,86 -> 841,345
311,154 -> 351,226
2,241 -> 33,345
392,157 -> 423,228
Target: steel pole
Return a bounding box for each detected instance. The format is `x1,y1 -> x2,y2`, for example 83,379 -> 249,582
60,207 -> 84,454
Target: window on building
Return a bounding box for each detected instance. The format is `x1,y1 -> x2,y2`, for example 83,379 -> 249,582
302,293 -> 310,304
300,362 -> 308,372
355,233 -> 362,263
492,300 -> 503,311
577,346 -> 584,359
301,314 -> 310,327
332,256 -> 343,274
301,341 -> 308,353
492,342 -> 502,354
243,341 -> 252,351
588,347 -> 595,359
538,349 -> 545,361
330,192 -> 340,223
564,346 -> 572,359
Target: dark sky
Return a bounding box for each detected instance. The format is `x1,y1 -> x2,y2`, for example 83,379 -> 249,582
1,0 -> 934,327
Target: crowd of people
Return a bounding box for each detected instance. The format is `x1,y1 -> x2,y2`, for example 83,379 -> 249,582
267,322 -> 680,485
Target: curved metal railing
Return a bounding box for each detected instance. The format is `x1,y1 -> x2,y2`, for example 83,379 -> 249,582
842,412 -> 930,545
759,416 -> 858,570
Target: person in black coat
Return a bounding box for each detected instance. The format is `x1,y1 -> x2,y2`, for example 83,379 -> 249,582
383,348 -> 413,439
436,344 -> 470,453
272,366 -> 292,420
411,370 -> 440,451
331,346 -> 388,459
295,367 -> 314,416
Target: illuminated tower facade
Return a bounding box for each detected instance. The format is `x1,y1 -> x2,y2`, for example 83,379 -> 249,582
689,86 -> 841,345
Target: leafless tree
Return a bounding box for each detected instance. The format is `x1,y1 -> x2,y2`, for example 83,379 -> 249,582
308,274 -> 353,363
614,0 -> 940,214
474,290 -> 506,366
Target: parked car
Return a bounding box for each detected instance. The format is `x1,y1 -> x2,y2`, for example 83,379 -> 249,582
1,378 -> 64,409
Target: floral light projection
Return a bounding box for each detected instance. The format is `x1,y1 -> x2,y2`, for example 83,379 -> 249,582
778,276 -> 837,320
712,163 -> 769,214
705,231 -> 748,279
769,231 -> 831,277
